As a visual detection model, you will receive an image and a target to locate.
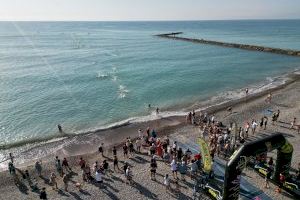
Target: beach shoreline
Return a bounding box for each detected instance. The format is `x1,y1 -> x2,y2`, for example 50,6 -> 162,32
1,72 -> 300,172
0,72 -> 300,200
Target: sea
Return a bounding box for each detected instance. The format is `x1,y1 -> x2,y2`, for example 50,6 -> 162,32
1,20 -> 300,150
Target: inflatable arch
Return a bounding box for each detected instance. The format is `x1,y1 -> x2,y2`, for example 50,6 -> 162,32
223,133 -> 293,200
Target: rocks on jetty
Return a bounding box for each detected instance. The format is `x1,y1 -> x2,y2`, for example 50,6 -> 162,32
156,32 -> 300,57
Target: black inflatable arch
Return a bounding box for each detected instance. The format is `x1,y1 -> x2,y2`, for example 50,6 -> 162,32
223,133 -> 293,200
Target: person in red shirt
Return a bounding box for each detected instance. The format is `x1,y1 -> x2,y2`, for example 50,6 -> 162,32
276,173 -> 285,193
194,154 -> 201,161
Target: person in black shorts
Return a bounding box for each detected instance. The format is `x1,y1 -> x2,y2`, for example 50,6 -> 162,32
123,143 -> 128,159
123,162 -> 129,174
113,146 -> 117,156
260,117 -> 264,129
150,144 -> 156,156
98,143 -> 104,157
150,159 -> 157,180
113,155 -> 120,171
177,148 -> 183,161
40,187 -> 47,199
129,142 -> 134,156
102,160 -> 110,175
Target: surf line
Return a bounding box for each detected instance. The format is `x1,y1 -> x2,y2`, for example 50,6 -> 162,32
155,32 -> 300,57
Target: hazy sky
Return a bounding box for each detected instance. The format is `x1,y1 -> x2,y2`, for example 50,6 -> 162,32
1,0 -> 300,21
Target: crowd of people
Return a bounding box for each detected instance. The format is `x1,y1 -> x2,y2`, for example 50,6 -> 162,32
6,92 -> 300,199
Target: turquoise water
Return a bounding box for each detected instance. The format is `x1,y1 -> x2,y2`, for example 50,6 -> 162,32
0,20 -> 300,146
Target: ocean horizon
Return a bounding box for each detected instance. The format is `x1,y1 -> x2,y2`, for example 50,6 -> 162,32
1,20 -> 300,148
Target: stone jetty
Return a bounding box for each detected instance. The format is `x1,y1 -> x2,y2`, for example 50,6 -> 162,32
156,32 -> 300,57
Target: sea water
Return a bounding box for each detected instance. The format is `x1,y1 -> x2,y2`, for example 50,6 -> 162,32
0,20 -> 300,147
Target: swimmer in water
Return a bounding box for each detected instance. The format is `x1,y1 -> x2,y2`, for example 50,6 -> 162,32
58,124 -> 62,133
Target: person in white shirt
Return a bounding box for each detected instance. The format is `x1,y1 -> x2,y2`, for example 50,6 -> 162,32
164,174 -> 170,191
211,115 -> 215,124
172,141 -> 177,151
125,167 -> 133,184
170,159 -> 178,179
251,120 -> 258,135
138,129 -> 142,138
95,169 -> 103,183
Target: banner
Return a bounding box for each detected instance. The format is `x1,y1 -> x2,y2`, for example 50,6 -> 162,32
198,137 -> 212,173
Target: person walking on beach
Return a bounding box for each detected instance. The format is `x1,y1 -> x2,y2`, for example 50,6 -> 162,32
272,113 -> 277,125
102,160 -> 111,176
150,143 -> 156,156
123,162 -> 129,174
125,166 -> 133,185
177,147 -> 183,161
170,159 -> 178,179
136,137 -> 142,153
50,172 -> 58,190
172,141 -> 178,152
291,117 -> 297,129
40,187 -> 47,199
189,160 -> 198,180
192,110 -> 196,125
93,161 -> 99,173
265,92 -> 272,103
113,146 -> 117,156
99,143 -> 104,157
276,110 -> 280,121
8,162 -> 18,184
150,159 -> 157,180
62,174 -> 69,192
264,116 -> 268,130
179,161 -> 187,181
260,117 -> 264,129
244,122 -> 250,138
24,170 -> 33,187
123,143 -> 129,159
138,129 -> 143,138
83,164 -> 92,182
95,169 -> 103,184
251,120 -> 258,135
164,174 -> 171,191
113,155 -> 120,171
55,159 -> 63,177
186,112 -> 192,124
129,141 -> 134,157
35,160 -> 42,176
79,157 -> 86,170
62,158 -> 72,173
156,107 -> 159,115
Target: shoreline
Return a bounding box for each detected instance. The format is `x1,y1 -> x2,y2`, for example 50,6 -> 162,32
0,70 -> 300,199
1,69 -> 299,151
1,72 -> 300,171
